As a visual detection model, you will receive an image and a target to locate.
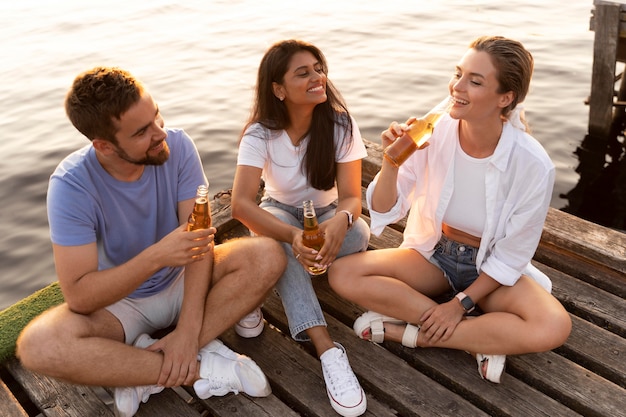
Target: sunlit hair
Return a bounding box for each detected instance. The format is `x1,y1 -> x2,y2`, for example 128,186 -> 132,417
65,67 -> 144,144
470,36 -> 534,129
243,39 -> 352,190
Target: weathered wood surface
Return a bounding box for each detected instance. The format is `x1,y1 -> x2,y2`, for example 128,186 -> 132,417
589,0 -> 626,138
1,140 -> 625,416
0,376 -> 27,417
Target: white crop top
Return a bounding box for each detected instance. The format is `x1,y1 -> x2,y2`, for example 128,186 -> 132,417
443,139 -> 490,238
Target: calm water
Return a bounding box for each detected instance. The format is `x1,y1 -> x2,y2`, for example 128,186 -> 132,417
0,0 -> 595,309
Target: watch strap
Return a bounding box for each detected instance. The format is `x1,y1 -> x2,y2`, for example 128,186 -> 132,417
455,292 -> 475,313
338,209 -> 353,230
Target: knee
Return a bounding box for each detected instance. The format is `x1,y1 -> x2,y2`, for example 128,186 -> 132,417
16,315 -> 60,373
253,237 -> 287,284
547,309 -> 572,348
528,308 -> 572,352
328,257 -> 354,297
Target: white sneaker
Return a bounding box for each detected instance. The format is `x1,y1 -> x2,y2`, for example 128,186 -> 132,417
193,339 -> 271,399
235,306 -> 264,338
114,334 -> 164,417
320,343 -> 367,417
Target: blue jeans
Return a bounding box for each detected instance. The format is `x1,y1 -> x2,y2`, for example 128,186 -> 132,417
260,197 -> 370,341
429,234 -> 479,293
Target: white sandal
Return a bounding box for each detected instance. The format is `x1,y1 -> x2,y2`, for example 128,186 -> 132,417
401,324 -> 420,348
353,311 -> 404,343
476,353 -> 506,383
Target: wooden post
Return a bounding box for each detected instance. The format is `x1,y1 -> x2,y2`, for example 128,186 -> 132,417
588,0 -> 621,140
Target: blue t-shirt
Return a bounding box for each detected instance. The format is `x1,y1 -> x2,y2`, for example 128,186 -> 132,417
47,128 -> 208,298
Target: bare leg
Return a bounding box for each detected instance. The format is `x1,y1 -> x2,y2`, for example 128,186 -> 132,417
329,248 -> 449,324
16,236 -> 285,387
17,305 -> 167,386
429,276 -> 569,354
306,326 -> 336,357
330,249 -> 571,356
196,236 -> 285,346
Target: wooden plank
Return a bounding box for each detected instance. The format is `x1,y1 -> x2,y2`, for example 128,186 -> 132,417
131,388 -> 203,417
534,242 -> 626,299
507,352 -> 626,417
0,376 -> 28,417
192,388 -> 303,417
590,2 -> 626,38
589,0 -> 622,139
539,262 -> 626,338
5,361 -> 203,417
362,140 -> 384,184
540,208 -> 626,274
4,358 -> 113,417
556,314 -> 626,388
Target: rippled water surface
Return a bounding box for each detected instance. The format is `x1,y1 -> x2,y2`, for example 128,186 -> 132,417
0,0 -> 595,309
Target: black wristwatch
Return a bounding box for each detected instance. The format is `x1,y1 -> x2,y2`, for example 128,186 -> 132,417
455,292 -> 475,313
338,210 -> 353,230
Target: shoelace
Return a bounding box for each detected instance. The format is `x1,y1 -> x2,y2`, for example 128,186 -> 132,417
239,309 -> 262,326
323,353 -> 359,397
207,374 -> 241,394
194,373 -> 241,397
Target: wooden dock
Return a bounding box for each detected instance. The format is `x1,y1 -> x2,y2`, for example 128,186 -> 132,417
1,139 -> 624,417
588,0 -> 626,139
559,0 -> 626,234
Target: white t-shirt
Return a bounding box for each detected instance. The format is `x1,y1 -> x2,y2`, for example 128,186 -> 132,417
443,139 -> 490,237
237,116 -> 367,207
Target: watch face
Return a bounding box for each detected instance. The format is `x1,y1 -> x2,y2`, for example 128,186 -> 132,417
461,296 -> 474,311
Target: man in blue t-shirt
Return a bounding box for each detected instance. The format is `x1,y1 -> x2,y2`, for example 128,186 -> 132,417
16,67 -> 286,417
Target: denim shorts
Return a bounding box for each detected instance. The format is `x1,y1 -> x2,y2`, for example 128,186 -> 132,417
428,234 -> 479,293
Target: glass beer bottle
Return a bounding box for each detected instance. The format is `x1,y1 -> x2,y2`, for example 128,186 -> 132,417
383,96 -> 454,167
302,200 -> 326,275
187,184 -> 211,231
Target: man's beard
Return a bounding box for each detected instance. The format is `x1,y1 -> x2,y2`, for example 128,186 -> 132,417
114,141 -> 170,166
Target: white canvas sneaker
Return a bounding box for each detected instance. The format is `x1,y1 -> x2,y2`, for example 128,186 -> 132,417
193,339 -> 271,399
235,306 -> 264,338
114,334 -> 164,417
320,343 -> 367,417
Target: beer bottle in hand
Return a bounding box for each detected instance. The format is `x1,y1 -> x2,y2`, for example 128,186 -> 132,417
383,96 -> 453,167
187,184 -> 211,231
302,200 -> 326,275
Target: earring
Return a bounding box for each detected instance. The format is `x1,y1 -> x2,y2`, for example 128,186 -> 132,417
279,96 -> 285,101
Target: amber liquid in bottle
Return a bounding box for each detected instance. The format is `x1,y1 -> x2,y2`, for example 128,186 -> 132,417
383,96 -> 453,167
302,200 -> 326,275
187,184 -> 211,231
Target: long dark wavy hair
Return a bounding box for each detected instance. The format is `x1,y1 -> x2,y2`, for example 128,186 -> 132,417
242,39 -> 353,191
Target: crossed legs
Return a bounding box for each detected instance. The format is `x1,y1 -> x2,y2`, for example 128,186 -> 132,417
328,248 -> 571,356
16,236 -> 285,387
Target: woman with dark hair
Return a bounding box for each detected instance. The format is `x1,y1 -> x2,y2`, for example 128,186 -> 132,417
232,39 -> 369,416
328,36 -> 571,384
